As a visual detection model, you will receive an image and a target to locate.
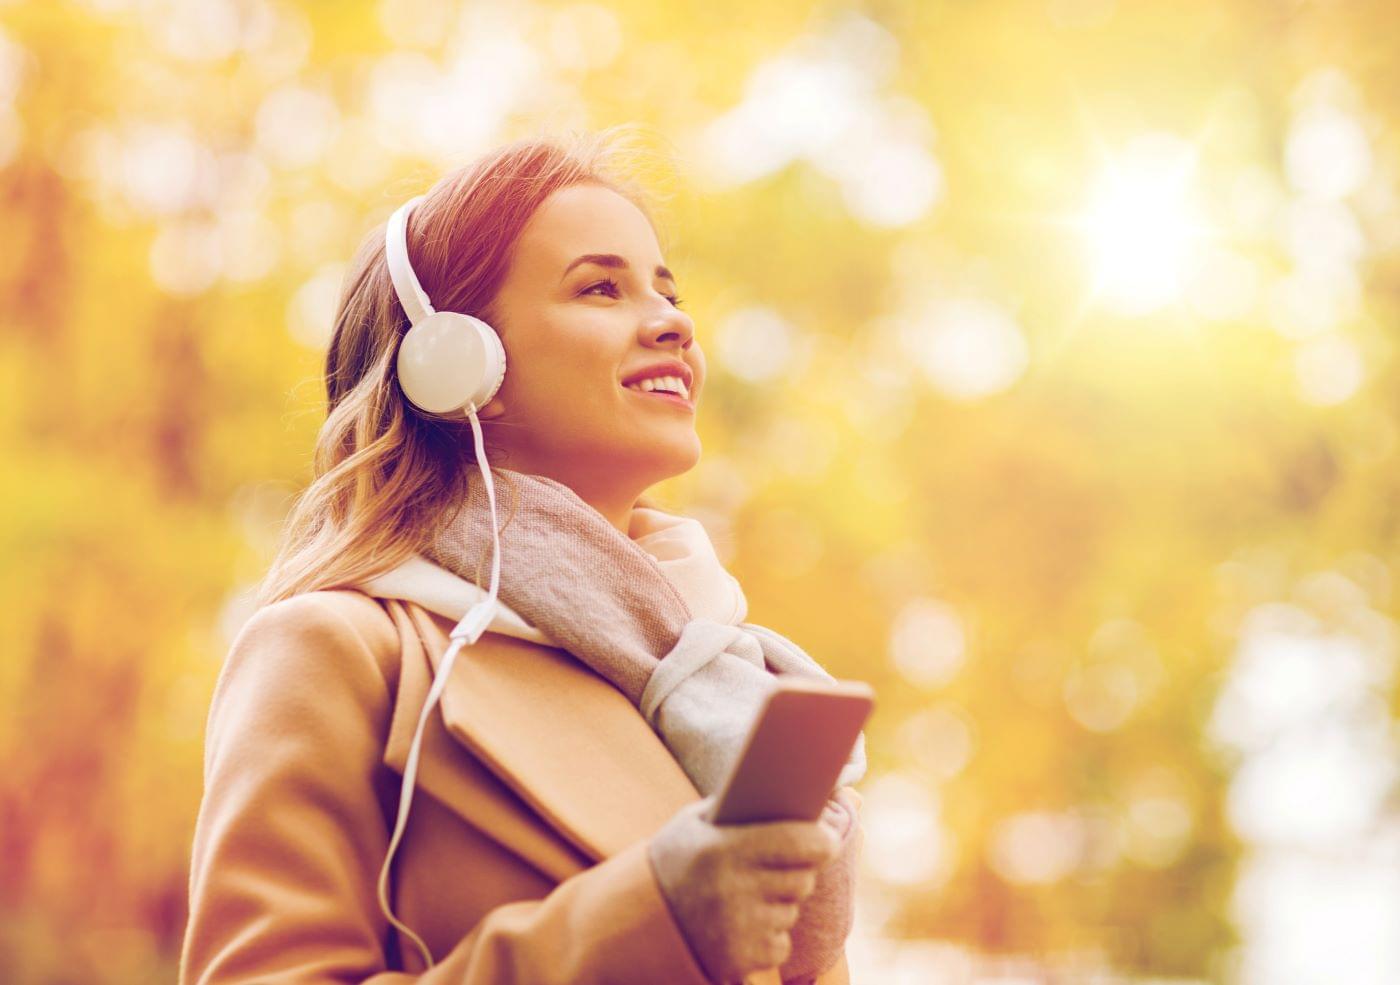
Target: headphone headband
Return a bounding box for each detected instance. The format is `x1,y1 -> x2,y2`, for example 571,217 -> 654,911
385,194 -> 435,325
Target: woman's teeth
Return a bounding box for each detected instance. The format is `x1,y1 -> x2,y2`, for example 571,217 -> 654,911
626,375 -> 690,399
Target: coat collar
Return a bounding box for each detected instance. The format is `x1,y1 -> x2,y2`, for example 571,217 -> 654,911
377,591 -> 701,868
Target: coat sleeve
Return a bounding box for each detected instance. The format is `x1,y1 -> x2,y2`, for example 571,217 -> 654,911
178,592 -> 714,985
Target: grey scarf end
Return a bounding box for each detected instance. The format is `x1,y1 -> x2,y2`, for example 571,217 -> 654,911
649,619 -> 870,796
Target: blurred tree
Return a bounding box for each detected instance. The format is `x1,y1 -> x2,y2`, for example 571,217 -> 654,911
1,0 -> 1397,982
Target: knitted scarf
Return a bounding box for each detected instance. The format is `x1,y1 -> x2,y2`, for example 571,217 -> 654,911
420,466 -> 866,798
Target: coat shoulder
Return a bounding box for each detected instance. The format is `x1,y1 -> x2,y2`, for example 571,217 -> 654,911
225,588 -> 404,690
250,586 -> 396,641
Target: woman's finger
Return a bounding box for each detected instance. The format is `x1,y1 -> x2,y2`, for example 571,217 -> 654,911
756,866 -> 818,903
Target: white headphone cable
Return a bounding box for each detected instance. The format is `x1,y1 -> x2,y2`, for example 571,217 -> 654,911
376,404 -> 500,970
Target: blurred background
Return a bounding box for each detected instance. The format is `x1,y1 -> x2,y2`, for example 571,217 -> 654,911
2,0 -> 1398,982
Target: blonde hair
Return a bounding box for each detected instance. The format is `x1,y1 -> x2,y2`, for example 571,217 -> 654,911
257,126 -> 674,607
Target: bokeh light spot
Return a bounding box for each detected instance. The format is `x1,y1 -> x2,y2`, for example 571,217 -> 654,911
888,597 -> 968,688
901,297 -> 1029,400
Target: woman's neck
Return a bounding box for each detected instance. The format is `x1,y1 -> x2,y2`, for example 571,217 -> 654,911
576,490 -> 636,536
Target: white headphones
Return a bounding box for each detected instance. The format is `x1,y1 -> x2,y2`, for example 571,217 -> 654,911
384,194 -> 507,417
376,192 -> 505,971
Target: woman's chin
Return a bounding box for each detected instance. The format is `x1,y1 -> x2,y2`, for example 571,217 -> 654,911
630,432 -> 702,481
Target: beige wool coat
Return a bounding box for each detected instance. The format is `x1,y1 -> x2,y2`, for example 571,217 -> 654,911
179,586 -> 856,984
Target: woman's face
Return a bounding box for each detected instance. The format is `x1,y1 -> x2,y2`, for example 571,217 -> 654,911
480,182 -> 705,501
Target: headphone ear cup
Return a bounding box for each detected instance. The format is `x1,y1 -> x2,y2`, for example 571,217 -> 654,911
396,311 -> 507,416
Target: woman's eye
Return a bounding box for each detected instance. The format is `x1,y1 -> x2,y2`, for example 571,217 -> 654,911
582,278 -> 684,309
582,278 -> 620,298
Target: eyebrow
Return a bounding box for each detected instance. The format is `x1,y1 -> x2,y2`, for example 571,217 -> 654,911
560,253 -> 676,284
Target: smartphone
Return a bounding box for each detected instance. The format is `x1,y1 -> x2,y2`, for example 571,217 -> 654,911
708,678 -> 874,826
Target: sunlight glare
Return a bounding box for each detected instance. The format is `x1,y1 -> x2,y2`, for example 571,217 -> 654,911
1079,133 -> 1207,316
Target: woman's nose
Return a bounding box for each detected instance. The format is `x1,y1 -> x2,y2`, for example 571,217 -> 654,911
640,305 -> 695,350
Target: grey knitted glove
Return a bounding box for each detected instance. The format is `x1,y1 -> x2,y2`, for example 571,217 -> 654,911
779,787 -> 863,982
648,796 -> 841,984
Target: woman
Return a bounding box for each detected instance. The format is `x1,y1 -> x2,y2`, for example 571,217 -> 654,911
179,128 -> 865,985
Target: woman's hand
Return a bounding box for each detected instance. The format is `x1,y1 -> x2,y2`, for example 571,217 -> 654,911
647,796 -> 841,984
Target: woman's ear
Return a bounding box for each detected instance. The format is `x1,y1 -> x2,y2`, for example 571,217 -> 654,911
476,392 -> 508,421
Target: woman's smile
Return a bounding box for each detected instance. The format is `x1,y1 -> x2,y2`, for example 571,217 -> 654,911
624,383 -> 695,412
